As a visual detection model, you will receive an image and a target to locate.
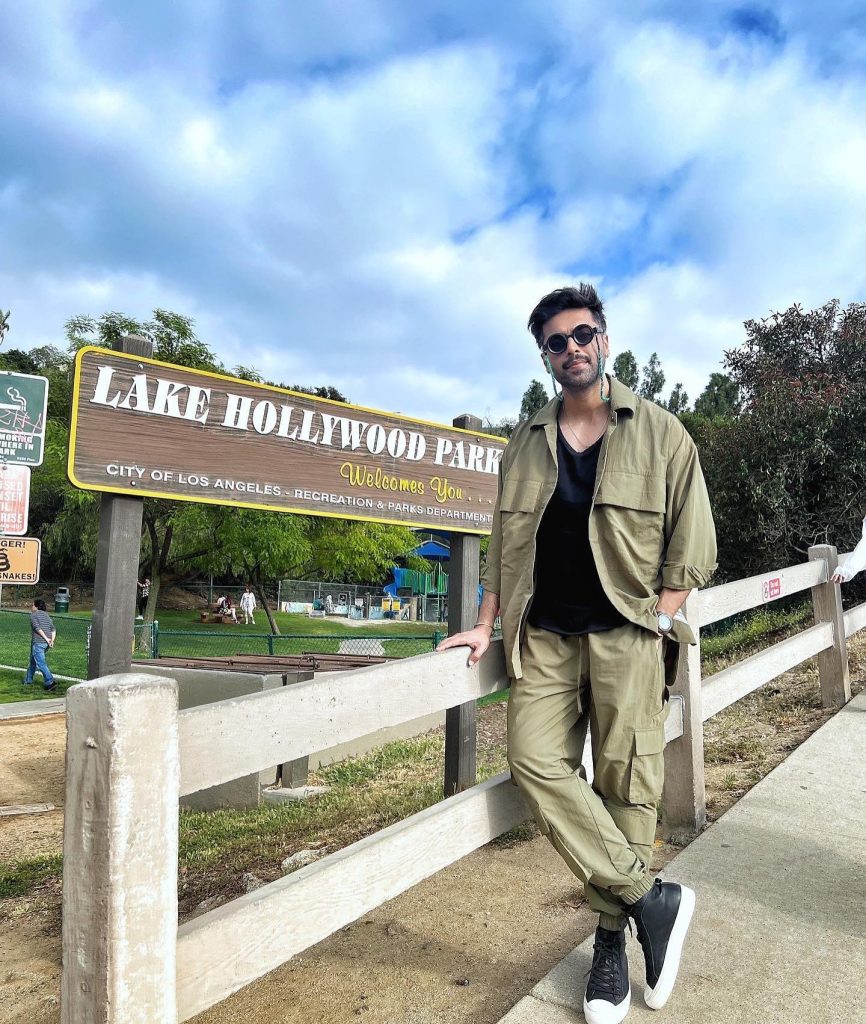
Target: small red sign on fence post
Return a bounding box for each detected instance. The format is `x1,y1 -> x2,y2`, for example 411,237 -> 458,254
762,577 -> 782,601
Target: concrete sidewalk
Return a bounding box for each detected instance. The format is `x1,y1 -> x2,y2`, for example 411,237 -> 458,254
0,696 -> 66,719
499,689 -> 866,1024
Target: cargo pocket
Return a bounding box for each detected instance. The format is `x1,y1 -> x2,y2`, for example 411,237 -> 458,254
628,725 -> 666,804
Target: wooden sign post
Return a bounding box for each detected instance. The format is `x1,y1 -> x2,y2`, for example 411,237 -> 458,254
87,335 -> 152,679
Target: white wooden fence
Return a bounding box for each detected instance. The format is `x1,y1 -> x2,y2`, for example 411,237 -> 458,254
61,544 -> 858,1022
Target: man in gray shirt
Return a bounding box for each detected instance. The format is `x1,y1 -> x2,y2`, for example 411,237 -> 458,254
23,598 -> 56,691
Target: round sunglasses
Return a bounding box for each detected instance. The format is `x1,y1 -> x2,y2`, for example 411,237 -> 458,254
543,324 -> 604,355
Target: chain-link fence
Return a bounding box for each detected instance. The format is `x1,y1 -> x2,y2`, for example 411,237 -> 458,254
176,582 -> 279,606
0,609 -> 90,679
154,629 -> 440,660
0,609 -> 443,683
276,579 -> 385,613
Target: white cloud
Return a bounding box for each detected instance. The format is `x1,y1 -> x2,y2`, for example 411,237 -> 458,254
2,3 -> 866,428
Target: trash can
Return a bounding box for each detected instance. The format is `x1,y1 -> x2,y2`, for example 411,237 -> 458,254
54,587 -> 71,613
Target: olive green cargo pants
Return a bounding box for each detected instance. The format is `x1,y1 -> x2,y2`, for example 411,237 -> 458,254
507,622 -> 668,929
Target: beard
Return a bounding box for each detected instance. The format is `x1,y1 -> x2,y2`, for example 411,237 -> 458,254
557,354 -> 598,392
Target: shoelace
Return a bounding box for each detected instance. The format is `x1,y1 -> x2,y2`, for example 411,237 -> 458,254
584,933 -> 624,1000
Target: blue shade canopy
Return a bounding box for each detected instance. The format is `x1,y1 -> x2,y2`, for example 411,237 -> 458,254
413,539 -> 451,561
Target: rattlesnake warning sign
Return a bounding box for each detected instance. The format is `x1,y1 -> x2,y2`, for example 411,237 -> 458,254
0,537 -> 41,584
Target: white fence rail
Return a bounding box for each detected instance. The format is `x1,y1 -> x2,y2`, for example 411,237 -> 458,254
62,545 -> 859,1022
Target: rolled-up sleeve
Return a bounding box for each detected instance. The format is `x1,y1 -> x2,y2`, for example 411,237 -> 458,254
480,460 -> 504,597
662,423 -> 717,590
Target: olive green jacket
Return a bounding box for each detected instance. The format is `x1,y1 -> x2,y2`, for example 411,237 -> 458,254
481,376 -> 717,679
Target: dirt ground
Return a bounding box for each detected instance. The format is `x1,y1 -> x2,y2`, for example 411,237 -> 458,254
1,646 -> 862,1024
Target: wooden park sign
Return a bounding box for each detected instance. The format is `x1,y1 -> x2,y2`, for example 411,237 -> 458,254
69,348 -> 506,534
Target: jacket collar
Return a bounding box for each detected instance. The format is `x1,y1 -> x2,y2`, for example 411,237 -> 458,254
528,375 -> 637,429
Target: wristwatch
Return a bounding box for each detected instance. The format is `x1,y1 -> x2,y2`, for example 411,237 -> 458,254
655,611 -> 674,635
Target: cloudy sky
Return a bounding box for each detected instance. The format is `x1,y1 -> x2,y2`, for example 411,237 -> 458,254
2,1 -> 865,426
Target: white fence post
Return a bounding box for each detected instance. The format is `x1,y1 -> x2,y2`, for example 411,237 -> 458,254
808,544 -> 851,709
662,594 -> 706,842
62,673 -> 179,1024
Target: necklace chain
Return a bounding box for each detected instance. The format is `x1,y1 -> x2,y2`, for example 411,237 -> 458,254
560,411 -> 605,452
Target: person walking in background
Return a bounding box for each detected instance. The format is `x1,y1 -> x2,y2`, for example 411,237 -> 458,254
240,584 -> 257,625
831,516 -> 866,583
23,598 -> 56,691
137,576 -> 150,619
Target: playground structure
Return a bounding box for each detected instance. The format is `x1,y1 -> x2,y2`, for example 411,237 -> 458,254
60,543 -> 857,1022
278,557 -> 453,621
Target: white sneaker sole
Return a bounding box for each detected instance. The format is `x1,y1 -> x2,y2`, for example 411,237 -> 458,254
583,987 -> 631,1024
644,884 -> 695,1010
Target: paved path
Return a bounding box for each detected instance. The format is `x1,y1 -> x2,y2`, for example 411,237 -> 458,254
499,689 -> 866,1024
0,696 -> 66,719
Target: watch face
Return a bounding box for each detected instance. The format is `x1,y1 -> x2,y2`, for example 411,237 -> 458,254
657,613 -> 673,632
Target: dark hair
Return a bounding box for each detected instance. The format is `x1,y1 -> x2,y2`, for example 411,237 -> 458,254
34,598 -> 47,611
527,283 -> 607,346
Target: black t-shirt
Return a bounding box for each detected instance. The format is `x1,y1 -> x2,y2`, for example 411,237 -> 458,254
528,426 -> 627,636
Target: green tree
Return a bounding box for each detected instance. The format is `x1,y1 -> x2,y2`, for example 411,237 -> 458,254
0,309 -> 10,346
612,350 -> 639,390
290,383 -> 348,403
0,347 -> 37,373
638,352 -> 665,403
694,299 -> 866,578
306,519 -> 422,585
182,507 -> 417,633
519,379 -> 549,421
693,372 -> 741,419
0,344 -> 79,580
66,309 -> 223,372
666,382 -> 690,415
180,506 -> 312,634
52,309 -> 226,615
483,416 -> 516,439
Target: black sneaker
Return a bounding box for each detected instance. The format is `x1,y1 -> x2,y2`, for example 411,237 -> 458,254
44,682 -> 57,692
583,925 -> 631,1024
627,878 -> 695,1010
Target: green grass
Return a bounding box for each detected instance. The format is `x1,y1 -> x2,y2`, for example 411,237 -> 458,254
0,667 -> 75,703
1,728 -> 510,909
0,606 -> 444,702
0,855 -> 63,899
150,609 -> 442,636
700,600 -> 812,673
0,731 -> 503,909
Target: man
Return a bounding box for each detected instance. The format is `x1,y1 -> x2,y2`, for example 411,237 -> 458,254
438,284 -> 716,1024
23,598 -> 57,692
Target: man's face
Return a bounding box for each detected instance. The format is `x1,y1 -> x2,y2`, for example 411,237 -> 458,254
540,308 -> 609,394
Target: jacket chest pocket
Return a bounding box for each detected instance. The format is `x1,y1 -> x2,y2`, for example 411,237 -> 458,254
500,478 -> 542,552
501,479 -> 542,514
594,471 -> 665,514
593,471 -> 666,570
